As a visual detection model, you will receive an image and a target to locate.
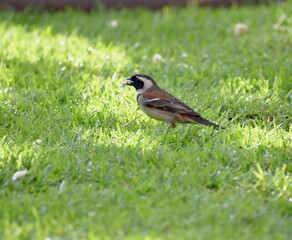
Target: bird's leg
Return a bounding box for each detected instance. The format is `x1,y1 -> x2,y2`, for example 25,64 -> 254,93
167,121 -> 176,128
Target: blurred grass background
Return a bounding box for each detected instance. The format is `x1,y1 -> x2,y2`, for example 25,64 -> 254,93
0,1 -> 291,239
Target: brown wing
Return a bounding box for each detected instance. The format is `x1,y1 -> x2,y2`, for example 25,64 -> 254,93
141,90 -> 201,117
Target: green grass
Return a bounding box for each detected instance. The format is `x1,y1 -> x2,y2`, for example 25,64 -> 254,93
0,2 -> 292,239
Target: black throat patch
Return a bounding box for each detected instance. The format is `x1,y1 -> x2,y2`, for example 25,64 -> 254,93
132,79 -> 144,90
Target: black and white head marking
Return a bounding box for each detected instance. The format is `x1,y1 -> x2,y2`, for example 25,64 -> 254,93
123,74 -> 156,93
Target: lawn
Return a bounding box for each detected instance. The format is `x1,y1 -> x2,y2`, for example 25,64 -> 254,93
0,2 -> 291,239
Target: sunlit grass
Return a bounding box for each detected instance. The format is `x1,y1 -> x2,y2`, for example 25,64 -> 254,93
0,2 -> 291,239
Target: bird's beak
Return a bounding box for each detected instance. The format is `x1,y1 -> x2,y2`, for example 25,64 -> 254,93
121,78 -> 133,87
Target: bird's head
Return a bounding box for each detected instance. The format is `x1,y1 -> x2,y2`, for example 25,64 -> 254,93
122,74 -> 157,91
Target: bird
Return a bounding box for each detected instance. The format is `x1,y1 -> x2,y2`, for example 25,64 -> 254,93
122,74 -> 224,129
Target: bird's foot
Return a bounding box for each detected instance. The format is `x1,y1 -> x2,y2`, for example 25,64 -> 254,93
167,121 -> 176,128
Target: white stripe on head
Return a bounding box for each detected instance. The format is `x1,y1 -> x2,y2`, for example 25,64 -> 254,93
136,76 -> 154,94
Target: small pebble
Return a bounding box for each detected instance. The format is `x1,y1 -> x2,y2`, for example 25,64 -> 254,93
234,23 -> 248,36
109,20 -> 118,28
152,54 -> 164,64
12,169 -> 28,181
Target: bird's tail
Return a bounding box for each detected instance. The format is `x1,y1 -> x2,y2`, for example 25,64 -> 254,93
186,115 -> 224,130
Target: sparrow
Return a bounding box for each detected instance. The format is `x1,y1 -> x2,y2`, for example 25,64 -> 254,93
122,74 -> 223,129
